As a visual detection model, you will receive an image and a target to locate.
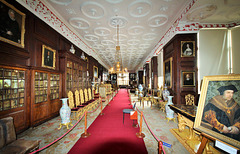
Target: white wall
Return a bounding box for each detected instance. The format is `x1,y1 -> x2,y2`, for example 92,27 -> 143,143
231,26 -> 240,74
157,51 -> 164,89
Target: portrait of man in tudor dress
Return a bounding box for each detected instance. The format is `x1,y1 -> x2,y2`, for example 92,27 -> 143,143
202,85 -> 240,141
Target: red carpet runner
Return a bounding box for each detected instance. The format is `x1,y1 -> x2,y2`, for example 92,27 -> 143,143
68,89 -> 148,154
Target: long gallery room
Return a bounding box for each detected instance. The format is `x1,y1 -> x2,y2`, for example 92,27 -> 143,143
0,0 -> 240,153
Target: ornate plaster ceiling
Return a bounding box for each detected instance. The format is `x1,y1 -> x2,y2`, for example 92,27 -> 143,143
25,0 -> 240,71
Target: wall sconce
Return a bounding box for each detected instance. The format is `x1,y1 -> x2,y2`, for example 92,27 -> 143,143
81,52 -> 85,60
69,45 -> 75,54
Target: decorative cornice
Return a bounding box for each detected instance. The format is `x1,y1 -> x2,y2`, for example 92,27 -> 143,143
140,0 -> 240,70
16,0 -> 109,69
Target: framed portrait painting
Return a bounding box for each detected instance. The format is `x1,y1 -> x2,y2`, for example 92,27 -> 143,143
181,71 -> 195,87
194,74 -> 240,149
93,66 -> 98,78
181,41 -> 195,57
42,45 -> 56,69
0,0 -> 25,48
163,57 -> 172,88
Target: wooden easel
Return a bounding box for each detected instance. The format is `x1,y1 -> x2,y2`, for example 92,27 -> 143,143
197,132 -> 240,154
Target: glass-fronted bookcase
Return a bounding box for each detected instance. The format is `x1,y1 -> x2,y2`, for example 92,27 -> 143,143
34,71 -> 48,103
31,70 -> 61,126
0,67 -> 25,111
66,60 -> 86,94
50,74 -> 60,100
59,50 -> 88,98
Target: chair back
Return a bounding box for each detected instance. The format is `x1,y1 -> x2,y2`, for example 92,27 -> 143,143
68,91 -> 75,109
79,89 -> 84,104
84,89 -> 89,102
88,88 -> 92,100
185,94 -> 195,105
75,90 -> 80,106
0,117 -> 16,148
157,86 -> 163,98
99,86 -> 106,98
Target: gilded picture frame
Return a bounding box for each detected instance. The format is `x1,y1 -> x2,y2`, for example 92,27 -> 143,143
181,41 -> 195,57
93,66 -> 98,79
163,57 -> 172,88
42,45 -> 56,69
194,74 -> 240,149
0,0 -> 25,48
181,71 -> 195,87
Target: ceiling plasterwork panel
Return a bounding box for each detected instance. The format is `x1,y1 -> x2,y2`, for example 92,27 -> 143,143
42,0 -> 192,71
17,0 -> 240,71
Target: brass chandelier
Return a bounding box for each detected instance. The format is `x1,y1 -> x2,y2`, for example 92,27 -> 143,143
109,24 -> 122,74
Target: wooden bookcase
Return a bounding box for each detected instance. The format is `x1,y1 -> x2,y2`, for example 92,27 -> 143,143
31,69 -> 62,126
59,50 -> 88,98
0,66 -> 30,132
0,68 -> 25,110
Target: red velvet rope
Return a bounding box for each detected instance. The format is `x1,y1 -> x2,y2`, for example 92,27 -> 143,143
136,107 -> 166,154
30,98 -> 104,154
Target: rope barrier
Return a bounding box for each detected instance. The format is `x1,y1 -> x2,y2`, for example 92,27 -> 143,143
136,111 -> 145,138
87,99 -> 102,113
30,113 -> 85,154
81,111 -> 91,138
136,106 -> 170,154
30,97 -> 104,154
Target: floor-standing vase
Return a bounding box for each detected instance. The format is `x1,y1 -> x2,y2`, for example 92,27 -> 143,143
162,84 -> 170,101
165,96 -> 175,123
58,98 -> 72,129
138,84 -> 143,93
138,84 -> 143,97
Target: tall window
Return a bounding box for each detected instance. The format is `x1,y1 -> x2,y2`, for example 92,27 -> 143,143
198,27 -> 240,92
117,72 -> 129,85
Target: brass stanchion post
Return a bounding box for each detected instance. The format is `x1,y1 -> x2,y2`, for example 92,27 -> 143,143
136,111 -> 145,138
107,95 -> 111,106
100,97 -> 104,115
81,112 -> 91,138
158,141 -> 163,154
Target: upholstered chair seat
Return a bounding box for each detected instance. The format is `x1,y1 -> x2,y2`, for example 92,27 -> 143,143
0,117 -> 39,154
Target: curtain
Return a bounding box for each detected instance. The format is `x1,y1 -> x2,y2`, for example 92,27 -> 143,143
198,29 -> 229,89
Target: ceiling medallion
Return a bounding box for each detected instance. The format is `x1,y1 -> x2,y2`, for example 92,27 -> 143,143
101,40 -> 115,47
187,4 -> 217,21
148,14 -> 168,27
128,0 -> 152,17
127,39 -> 140,46
106,0 -> 123,4
84,34 -> 99,42
128,26 -> 144,35
109,16 -> 128,28
80,1 -> 105,19
142,33 -> 157,41
50,0 -> 72,6
94,27 -> 111,37
69,17 -> 90,29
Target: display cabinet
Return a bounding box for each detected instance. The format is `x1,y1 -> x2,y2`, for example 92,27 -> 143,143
31,70 -> 61,126
67,61 -> 86,93
34,72 -> 48,103
66,61 -> 73,93
0,66 -> 29,133
50,74 -> 60,100
0,68 -> 25,111
59,50 -> 88,97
